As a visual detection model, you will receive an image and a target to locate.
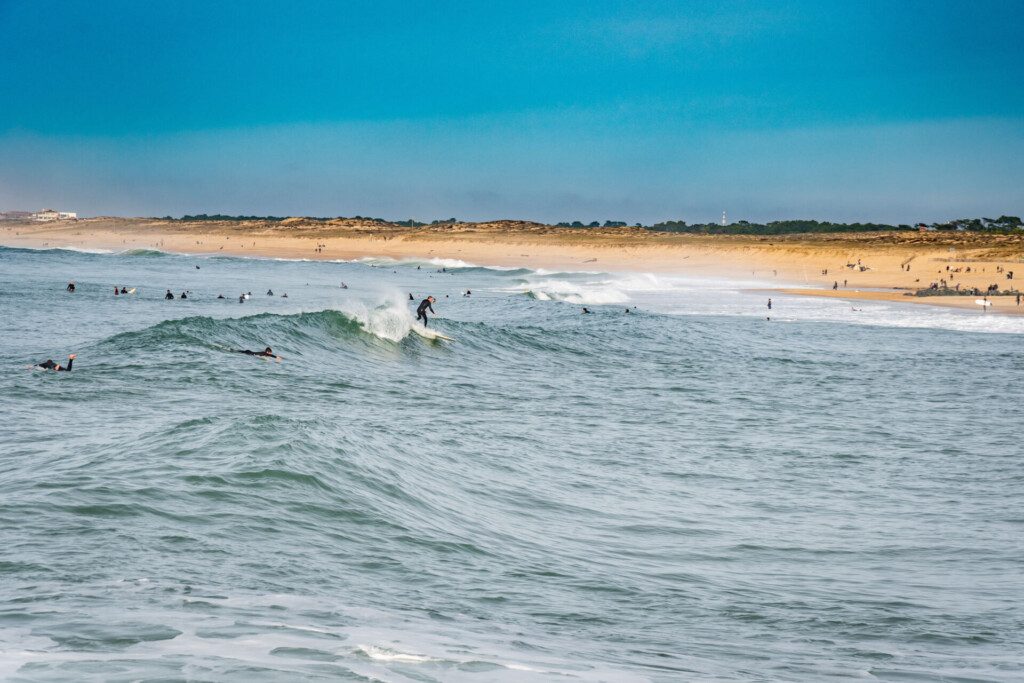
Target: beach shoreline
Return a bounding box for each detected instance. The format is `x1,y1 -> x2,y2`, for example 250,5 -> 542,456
3,217 -> 1023,315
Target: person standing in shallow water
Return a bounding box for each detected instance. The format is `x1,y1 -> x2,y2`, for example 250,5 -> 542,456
767,298 -> 772,310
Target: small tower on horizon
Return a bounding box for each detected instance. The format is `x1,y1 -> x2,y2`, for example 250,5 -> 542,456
721,211 -> 727,226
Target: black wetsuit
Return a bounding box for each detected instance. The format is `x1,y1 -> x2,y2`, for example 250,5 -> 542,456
416,299 -> 435,326
236,349 -> 279,359
37,358 -> 73,371
165,291 -> 174,299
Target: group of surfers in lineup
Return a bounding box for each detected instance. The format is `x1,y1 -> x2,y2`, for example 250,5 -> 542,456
46,276 -> 639,373
41,281 -> 444,372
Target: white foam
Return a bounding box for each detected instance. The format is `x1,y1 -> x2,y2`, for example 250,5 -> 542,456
356,644 -> 439,663
333,292 -> 447,342
508,272 -> 682,305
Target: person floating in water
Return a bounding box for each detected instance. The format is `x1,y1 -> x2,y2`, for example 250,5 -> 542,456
36,354 -> 76,372
180,291 -> 188,299
266,289 -> 274,296
409,293 -> 414,301
238,294 -> 245,303
66,282 -> 76,292
340,283 -> 348,289
464,290 -> 472,297
416,296 -> 436,326
165,289 -> 175,300
235,347 -> 281,360
582,307 -> 591,314
281,292 -> 288,298
120,287 -> 128,294
217,294 -> 225,299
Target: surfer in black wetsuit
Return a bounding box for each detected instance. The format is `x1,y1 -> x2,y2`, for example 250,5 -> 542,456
165,290 -> 174,300
36,354 -> 75,371
66,282 -> 76,292
235,347 -> 281,360
416,296 -> 436,326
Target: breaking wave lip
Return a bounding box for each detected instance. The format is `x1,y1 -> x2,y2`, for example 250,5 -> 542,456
331,293 -> 440,343
355,645 -> 440,664
96,294 -> 451,355
0,244 -> 116,255
509,272 -> 681,306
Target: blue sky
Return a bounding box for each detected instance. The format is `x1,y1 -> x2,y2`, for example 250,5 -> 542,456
1,0 -> 1022,223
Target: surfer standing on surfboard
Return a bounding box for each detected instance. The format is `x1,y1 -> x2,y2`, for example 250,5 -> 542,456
416,296 -> 436,327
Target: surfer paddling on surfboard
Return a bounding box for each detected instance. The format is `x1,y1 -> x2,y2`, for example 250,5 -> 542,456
35,354 -> 76,372
416,296 -> 436,327
234,347 -> 282,361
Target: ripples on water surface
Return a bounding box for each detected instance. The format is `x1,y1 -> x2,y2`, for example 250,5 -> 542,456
1,246 -> 1022,681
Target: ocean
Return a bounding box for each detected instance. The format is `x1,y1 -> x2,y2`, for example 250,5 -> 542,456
1,245 -> 1022,681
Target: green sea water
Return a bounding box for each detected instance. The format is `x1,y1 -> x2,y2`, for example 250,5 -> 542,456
1,246 -> 1022,681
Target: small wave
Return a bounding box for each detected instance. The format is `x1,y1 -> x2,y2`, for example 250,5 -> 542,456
117,248 -> 168,257
511,272 -> 680,305
356,645 -> 440,663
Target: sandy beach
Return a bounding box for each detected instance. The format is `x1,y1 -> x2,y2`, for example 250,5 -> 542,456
3,217 -> 1023,315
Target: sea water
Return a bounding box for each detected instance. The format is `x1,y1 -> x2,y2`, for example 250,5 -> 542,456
1,245 -> 1022,681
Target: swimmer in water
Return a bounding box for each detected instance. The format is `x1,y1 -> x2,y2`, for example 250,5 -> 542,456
416,296 -> 436,326
165,289 -> 174,300
235,347 -> 281,360
267,289 -> 273,296
582,307 -> 591,314
66,282 -> 76,292
36,354 -> 76,372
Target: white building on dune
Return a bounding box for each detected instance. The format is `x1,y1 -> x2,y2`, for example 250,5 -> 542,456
31,209 -> 77,221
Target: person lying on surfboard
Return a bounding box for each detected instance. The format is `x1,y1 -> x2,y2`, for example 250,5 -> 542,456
234,347 -> 282,360
36,354 -> 76,372
416,296 -> 436,327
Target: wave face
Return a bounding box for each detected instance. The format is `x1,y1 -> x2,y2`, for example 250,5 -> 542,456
2,245 -> 1023,681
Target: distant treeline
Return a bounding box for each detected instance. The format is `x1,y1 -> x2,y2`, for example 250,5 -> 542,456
161,214 -> 454,227
647,216 -> 1023,234
647,219 -> 907,234
555,220 -> 641,228
164,214 -> 287,222
158,214 -> 1024,234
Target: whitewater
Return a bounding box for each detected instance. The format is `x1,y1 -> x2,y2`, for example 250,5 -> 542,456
1,245 -> 1022,681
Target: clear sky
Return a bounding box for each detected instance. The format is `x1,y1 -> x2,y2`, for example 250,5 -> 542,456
1,0 -> 1022,223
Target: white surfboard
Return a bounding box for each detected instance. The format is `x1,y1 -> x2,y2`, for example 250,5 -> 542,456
975,299 -> 992,307
413,326 -> 454,342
